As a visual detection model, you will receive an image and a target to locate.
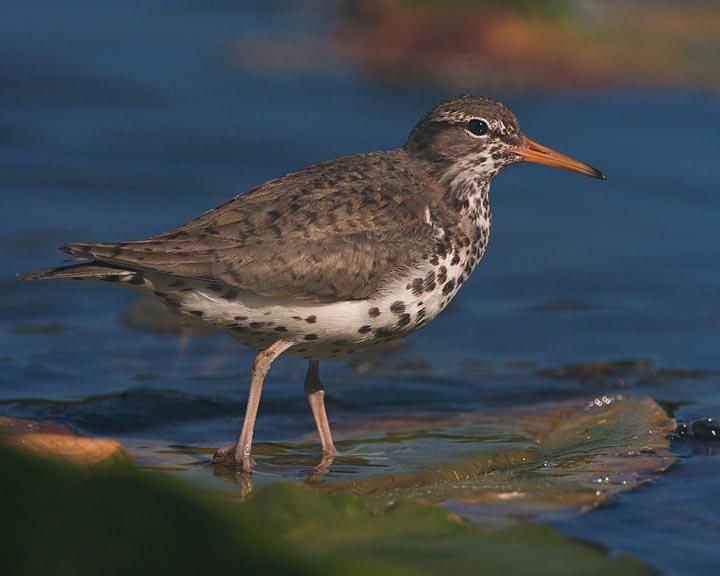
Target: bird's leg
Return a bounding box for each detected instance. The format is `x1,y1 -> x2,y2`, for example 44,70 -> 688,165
213,339 -> 293,471
304,359 -> 336,471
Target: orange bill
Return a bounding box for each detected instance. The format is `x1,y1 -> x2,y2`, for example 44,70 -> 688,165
517,138 -> 605,180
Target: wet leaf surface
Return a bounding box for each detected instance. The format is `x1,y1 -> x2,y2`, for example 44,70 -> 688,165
1,395 -> 670,574
114,394 -> 675,524
315,395 -> 675,522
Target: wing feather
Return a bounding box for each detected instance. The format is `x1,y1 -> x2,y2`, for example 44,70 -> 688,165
61,150 -> 446,302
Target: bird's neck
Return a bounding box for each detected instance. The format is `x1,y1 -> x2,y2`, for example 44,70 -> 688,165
405,148 -> 494,230
445,174 -> 492,229
429,160 -> 493,233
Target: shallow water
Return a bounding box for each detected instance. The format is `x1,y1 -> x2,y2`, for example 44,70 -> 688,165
2,2 -> 720,574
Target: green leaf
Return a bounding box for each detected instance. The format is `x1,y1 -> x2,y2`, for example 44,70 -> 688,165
316,396 -> 675,521
0,438 -> 651,576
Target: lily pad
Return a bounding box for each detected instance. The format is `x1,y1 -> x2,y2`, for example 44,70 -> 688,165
314,395 -> 675,522
0,444 -> 309,576
133,394 -> 674,523
241,482 -> 651,576
119,394 -> 674,523
0,396 -> 671,575
0,445 -> 651,576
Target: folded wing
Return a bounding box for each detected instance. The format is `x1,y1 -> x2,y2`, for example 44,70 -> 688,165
61,151 -> 441,303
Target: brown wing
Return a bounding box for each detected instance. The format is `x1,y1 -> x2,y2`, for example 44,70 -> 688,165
61,150 -> 444,303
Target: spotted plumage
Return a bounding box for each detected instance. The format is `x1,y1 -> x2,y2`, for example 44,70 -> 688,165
20,95 -> 604,471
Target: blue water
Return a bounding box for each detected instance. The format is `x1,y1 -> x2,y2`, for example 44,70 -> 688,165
2,2 -> 719,574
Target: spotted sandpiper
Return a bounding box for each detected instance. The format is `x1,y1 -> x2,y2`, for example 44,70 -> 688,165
20,96 -> 604,471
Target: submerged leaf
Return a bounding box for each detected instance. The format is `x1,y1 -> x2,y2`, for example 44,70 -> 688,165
314,395 -> 674,521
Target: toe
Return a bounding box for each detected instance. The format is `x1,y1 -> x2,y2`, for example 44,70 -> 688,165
212,443 -> 235,464
212,444 -> 256,472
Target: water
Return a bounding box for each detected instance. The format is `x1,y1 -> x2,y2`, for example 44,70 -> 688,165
2,2 -> 720,574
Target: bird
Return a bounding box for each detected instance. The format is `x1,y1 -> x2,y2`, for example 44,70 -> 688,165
19,96 -> 605,472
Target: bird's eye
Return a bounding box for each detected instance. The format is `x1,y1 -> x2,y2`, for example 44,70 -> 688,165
466,119 -> 489,137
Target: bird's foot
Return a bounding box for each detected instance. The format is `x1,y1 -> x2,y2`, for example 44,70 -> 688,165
314,451 -> 335,474
212,443 -> 256,472
303,452 -> 334,482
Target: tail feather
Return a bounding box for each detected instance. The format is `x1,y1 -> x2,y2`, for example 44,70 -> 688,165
18,262 -> 133,281
60,242 -> 122,261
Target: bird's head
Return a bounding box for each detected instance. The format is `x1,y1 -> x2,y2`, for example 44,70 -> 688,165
405,95 -> 605,185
